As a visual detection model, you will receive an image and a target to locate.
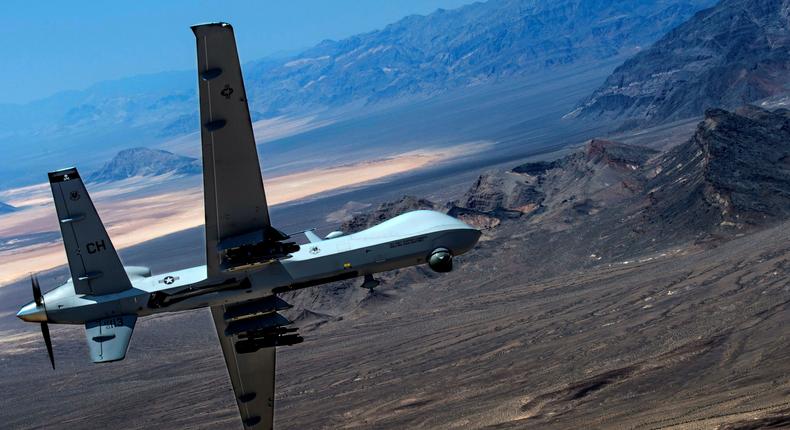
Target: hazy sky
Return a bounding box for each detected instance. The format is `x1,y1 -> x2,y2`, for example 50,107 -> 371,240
0,0 -> 478,104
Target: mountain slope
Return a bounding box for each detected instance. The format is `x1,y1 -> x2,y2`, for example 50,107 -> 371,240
87,147 -> 201,183
643,106 -> 790,231
447,106 -> 790,268
573,0 -> 790,127
245,0 -> 717,116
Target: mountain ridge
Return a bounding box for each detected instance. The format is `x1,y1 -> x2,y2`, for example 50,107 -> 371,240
572,0 -> 790,128
244,0 -> 717,116
87,147 -> 201,183
280,104 -> 790,347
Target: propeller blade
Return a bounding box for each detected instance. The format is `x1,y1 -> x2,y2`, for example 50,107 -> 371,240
40,322 -> 55,369
30,274 -> 53,369
32,275 -> 43,307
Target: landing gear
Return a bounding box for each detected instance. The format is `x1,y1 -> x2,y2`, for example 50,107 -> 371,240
360,274 -> 380,291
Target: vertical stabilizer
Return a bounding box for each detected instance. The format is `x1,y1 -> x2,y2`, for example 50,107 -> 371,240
49,168 -> 132,295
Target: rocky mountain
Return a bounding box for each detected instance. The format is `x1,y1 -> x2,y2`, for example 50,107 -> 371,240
87,147 -> 201,183
0,201 -> 16,214
244,0 -> 717,116
573,0 -> 790,128
307,106 -> 789,291
302,105 -> 788,285
446,138 -> 658,233
449,106 -> 790,265
642,106 -> 790,233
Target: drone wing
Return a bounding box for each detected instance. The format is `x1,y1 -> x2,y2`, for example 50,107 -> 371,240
211,305 -> 277,429
192,23 -> 297,277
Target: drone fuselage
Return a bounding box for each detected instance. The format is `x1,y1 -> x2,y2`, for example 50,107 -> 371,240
23,210 -> 480,325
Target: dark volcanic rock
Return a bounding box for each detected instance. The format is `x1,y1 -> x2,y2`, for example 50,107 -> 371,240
0,201 -> 16,214
521,139 -> 658,226
456,139 -> 658,227
513,106 -> 790,262
459,172 -> 544,215
643,107 -> 790,232
585,138 -> 657,167
574,0 -> 790,128
452,108 -> 790,265
88,147 -> 201,183
511,160 -> 558,176
340,195 -> 437,233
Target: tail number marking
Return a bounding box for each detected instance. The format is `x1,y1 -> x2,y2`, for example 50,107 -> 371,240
86,240 -> 107,254
101,317 -> 124,329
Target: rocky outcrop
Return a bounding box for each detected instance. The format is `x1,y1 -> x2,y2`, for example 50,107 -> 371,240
458,172 -> 544,215
88,147 -> 201,183
453,139 -> 658,227
574,0 -> 790,128
282,106 -> 790,332
456,105 -> 790,242
642,107 -> 790,233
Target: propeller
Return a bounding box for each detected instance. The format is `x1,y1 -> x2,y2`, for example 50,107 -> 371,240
31,275 -> 55,369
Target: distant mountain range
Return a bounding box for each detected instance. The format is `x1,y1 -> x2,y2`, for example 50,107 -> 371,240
572,0 -> 790,128
0,0 -> 716,189
242,0 -> 717,116
87,147 -> 201,183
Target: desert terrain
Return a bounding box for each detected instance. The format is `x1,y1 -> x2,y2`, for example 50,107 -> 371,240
0,143 -> 487,286
2,0 -> 790,428
0,107 -> 788,429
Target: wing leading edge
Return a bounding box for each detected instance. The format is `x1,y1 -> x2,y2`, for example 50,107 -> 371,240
192,22 -> 297,277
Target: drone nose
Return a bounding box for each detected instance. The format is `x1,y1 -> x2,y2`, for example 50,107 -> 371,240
17,301 -> 47,322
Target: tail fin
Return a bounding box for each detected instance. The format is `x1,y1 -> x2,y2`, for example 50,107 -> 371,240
49,168 -> 132,295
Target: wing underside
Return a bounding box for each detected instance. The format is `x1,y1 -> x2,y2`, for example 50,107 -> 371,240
211,305 -> 277,430
209,295 -> 303,429
193,22 -> 297,276
195,22 -> 305,430
193,22 -> 270,276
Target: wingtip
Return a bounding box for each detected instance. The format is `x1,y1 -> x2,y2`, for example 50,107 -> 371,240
190,22 -> 233,35
47,167 -> 80,183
